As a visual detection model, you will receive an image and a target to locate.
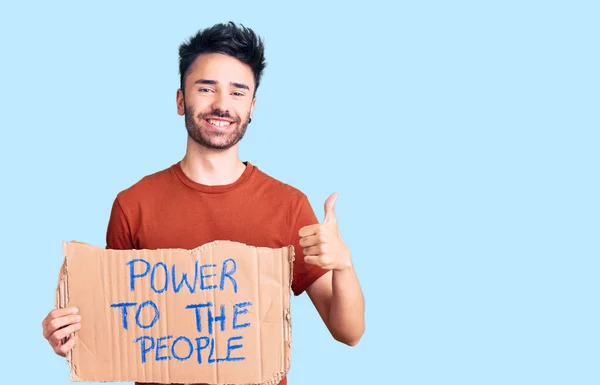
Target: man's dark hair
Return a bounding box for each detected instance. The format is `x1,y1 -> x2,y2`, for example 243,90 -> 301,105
178,22 -> 266,96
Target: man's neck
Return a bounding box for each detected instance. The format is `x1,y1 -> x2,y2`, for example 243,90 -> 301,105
180,139 -> 246,186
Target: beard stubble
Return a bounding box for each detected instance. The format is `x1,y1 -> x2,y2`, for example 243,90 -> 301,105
184,104 -> 251,150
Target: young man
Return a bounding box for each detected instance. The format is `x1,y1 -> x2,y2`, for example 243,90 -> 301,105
42,22 -> 365,385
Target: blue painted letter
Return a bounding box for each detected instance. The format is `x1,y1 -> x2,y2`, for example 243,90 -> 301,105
195,336 -> 210,364
172,336 -> 193,361
200,263 -> 217,290
155,335 -> 173,361
150,262 -> 169,293
233,302 -> 252,330
172,261 -> 198,293
110,302 -> 137,330
135,300 -> 160,329
226,336 -> 245,362
185,302 -> 212,333
127,258 -> 150,292
220,258 -> 237,293
134,336 -> 155,364
207,304 -> 226,335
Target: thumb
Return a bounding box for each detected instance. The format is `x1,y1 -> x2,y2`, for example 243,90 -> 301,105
323,193 -> 339,224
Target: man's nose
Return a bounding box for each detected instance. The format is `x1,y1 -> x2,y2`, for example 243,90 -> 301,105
211,92 -> 229,114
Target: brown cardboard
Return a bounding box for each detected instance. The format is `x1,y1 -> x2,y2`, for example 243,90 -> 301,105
56,240 -> 294,385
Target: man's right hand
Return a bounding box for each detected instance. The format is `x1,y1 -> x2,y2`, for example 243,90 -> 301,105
42,307 -> 81,356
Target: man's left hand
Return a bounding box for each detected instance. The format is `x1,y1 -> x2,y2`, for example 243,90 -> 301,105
299,193 -> 352,271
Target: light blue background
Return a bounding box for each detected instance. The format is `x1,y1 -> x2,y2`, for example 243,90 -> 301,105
1,1 -> 598,384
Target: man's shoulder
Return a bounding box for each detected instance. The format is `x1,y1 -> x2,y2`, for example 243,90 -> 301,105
114,164 -> 176,204
252,164 -> 309,203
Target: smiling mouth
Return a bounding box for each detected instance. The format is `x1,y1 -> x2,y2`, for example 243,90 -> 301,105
204,118 -> 234,128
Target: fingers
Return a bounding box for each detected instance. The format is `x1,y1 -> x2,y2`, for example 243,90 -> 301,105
44,307 -> 78,326
304,254 -> 333,269
55,334 -> 76,357
299,224 -> 329,263
302,238 -> 329,256
299,233 -> 326,248
50,322 -> 81,346
42,307 -> 81,357
302,246 -> 320,256
323,193 -> 338,224
42,307 -> 78,330
43,314 -> 82,340
298,224 -> 320,238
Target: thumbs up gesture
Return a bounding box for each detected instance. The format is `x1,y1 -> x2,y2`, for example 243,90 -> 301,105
299,193 -> 352,271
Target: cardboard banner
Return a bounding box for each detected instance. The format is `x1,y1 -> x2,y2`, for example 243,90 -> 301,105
56,240 -> 294,385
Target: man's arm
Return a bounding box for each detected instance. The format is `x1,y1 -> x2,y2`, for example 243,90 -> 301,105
106,195 -> 135,250
306,268 -> 365,345
299,193 -> 365,346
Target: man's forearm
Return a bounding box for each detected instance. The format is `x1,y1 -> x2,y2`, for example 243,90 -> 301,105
328,266 -> 365,345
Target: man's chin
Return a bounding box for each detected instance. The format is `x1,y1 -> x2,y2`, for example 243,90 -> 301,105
189,135 -> 239,151
186,121 -> 247,151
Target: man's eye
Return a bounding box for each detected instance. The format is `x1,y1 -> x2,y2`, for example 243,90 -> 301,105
232,92 -> 244,97
199,88 -> 213,93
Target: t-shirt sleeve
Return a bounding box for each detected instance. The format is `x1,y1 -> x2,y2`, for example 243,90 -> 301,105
106,195 -> 135,250
289,193 -> 329,296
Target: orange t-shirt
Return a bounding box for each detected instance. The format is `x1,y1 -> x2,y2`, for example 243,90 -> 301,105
105,161 -> 328,385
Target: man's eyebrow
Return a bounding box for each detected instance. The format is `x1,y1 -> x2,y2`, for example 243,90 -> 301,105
194,79 -> 217,85
231,82 -> 250,91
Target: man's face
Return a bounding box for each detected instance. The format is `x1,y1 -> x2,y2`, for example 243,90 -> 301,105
177,53 -> 256,150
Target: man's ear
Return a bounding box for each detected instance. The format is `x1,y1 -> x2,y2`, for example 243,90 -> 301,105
249,97 -> 256,120
176,89 -> 185,116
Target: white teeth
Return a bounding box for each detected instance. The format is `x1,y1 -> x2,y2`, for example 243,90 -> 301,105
208,119 -> 231,127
